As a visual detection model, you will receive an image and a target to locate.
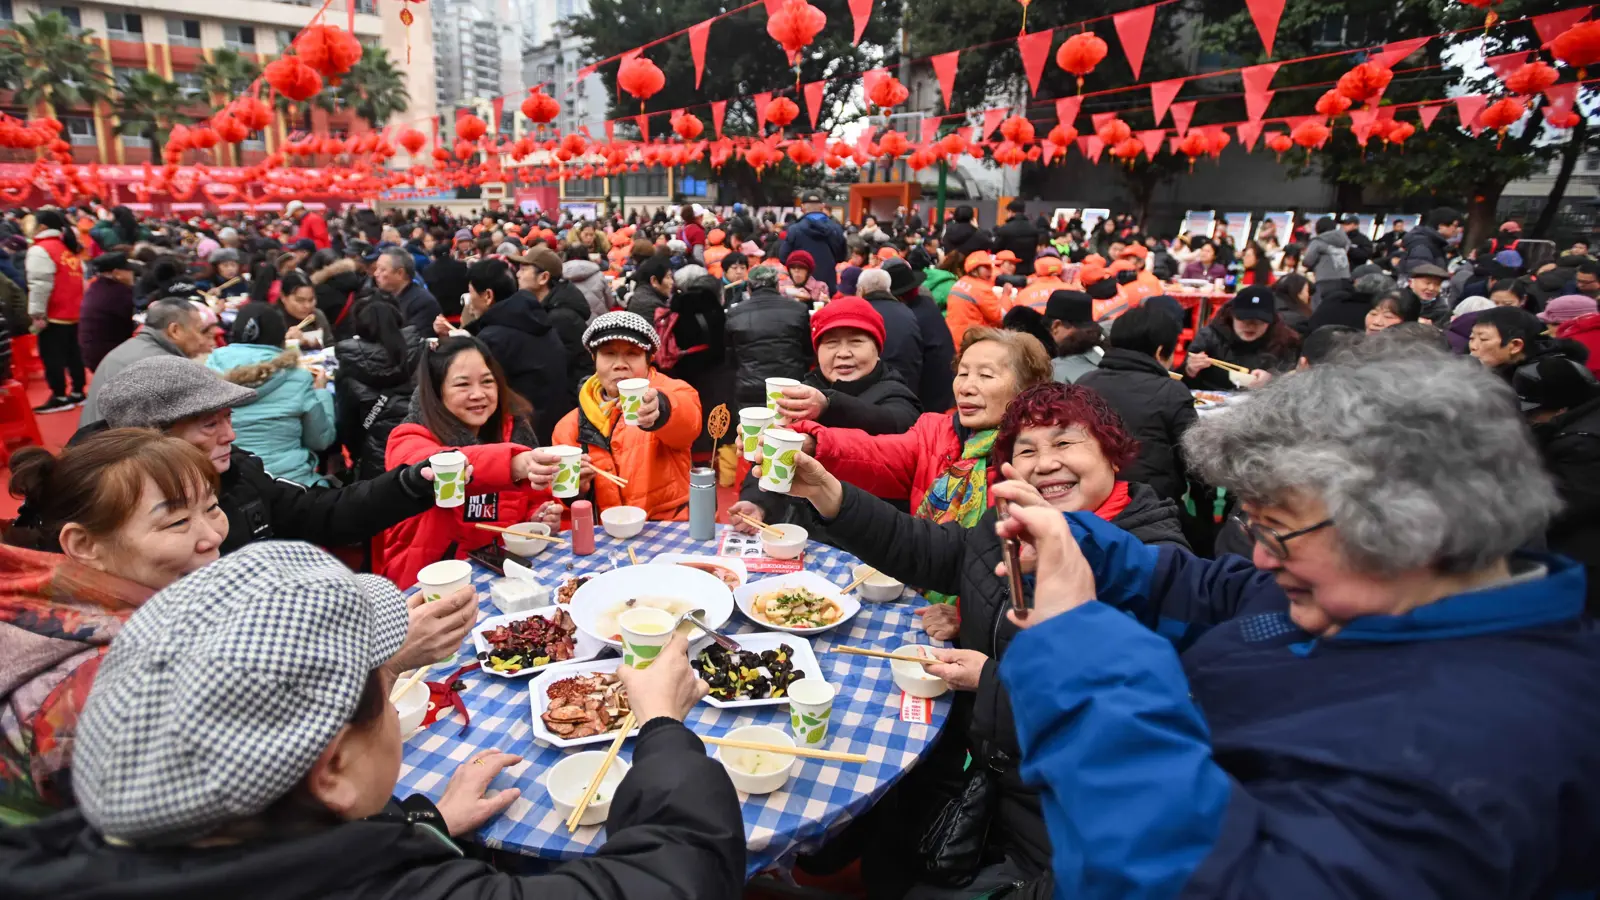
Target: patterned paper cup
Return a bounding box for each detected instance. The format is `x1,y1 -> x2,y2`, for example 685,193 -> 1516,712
738,407 -> 777,462
617,377 -> 650,426
787,678 -> 836,747
545,445 -> 582,499
429,450 -> 467,508
765,377 -> 801,424
619,607 -> 676,668
758,427 -> 805,494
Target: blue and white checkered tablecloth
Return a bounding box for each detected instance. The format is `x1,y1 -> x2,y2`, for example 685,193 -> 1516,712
396,520 -> 952,878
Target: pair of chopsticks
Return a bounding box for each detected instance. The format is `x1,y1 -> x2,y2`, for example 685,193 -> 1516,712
841,567 -> 879,595
473,522 -> 570,546
566,711 -> 636,831
702,735 -> 870,763
388,665 -> 432,703
591,468 -> 628,488
834,646 -> 934,666
1207,357 -> 1253,375
294,313 -> 317,331
205,275 -> 242,296
732,511 -> 785,539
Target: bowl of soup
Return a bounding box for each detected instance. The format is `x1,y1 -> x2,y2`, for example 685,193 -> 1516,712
567,563 -> 734,651
715,725 -> 797,795
545,751 -> 631,826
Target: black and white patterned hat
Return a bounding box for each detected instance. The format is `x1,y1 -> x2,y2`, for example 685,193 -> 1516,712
72,541 -> 410,843
582,310 -> 662,355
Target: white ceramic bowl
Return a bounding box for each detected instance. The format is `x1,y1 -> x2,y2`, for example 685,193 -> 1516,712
733,571 -> 861,636
600,505 -> 647,539
761,523 -> 808,559
853,565 -> 904,602
890,644 -> 949,699
567,564 -> 734,650
502,522 -> 552,557
545,751 -> 632,826
393,677 -> 431,735
715,725 -> 796,795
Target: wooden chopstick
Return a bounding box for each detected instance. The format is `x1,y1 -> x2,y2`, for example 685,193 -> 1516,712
472,522 -> 570,546
833,646 -> 935,665
567,712 -> 635,831
295,313 -> 317,331
592,468 -> 628,487
841,567 -> 878,595
1168,370 -> 1185,380
206,275 -> 242,295
1206,357 -> 1253,374
626,546 -> 639,565
388,665 -> 432,703
732,511 -> 785,539
703,735 -> 870,763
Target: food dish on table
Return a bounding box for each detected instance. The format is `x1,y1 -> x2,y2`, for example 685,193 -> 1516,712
568,564 -> 735,650
751,587 -> 842,628
541,671 -> 630,740
1191,390 -> 1229,409
476,608 -> 577,674
697,643 -> 805,701
732,572 -> 860,636
555,575 -> 591,604
677,560 -> 742,589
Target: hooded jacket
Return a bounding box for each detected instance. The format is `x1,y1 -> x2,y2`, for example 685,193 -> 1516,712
76,276 -> 135,371
466,290 -> 573,443
563,258 -> 615,320
1077,348 -> 1197,502
1401,225 -> 1451,273
311,259 -> 367,337
205,344 -> 335,487
1301,228 -> 1351,285
775,212 -> 848,293
334,326 -> 425,481
1556,313 -> 1600,376
725,286 -> 814,408
552,369 -> 701,521
542,280 -> 598,405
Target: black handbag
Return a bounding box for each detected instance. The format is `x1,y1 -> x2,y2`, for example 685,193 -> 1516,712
916,760 -> 1000,887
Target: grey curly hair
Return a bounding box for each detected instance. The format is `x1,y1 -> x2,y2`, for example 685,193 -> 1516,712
1182,340 -> 1560,575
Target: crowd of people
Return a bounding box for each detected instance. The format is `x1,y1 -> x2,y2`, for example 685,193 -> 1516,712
0,190 -> 1596,900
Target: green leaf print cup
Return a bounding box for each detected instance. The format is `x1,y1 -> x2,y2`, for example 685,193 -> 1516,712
543,445 -> 583,499
428,450 -> 468,508
738,407 -> 776,462
787,679 -> 836,747
619,607 -> 676,669
617,377 -> 650,426
765,376 -> 801,425
758,427 -> 805,494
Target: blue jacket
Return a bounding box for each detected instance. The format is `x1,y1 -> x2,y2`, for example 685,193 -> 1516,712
1000,511 -> 1600,900
205,344 -> 336,487
776,212 -> 847,294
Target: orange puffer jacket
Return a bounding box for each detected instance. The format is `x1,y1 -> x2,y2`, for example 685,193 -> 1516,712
552,370 -> 703,521
945,274 -> 1002,346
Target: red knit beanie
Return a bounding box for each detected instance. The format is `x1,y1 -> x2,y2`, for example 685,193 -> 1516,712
810,296 -> 885,350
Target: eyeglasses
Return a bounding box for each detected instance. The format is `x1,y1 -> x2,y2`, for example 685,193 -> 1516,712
1239,512 -> 1333,560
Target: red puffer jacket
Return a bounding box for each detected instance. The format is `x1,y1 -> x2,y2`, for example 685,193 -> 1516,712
791,411 -> 995,513
1557,314 -> 1600,378
380,420 -> 552,588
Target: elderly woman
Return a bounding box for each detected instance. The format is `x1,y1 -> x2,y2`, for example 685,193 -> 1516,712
778,250 -> 830,304
0,543 -> 745,898
779,383 -> 1187,898
983,342 -> 1600,898
1363,288 -> 1423,334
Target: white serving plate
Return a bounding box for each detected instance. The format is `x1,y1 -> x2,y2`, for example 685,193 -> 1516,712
648,553 -> 750,589
733,571 -> 862,636
470,606 -> 608,679
528,658 -> 641,748
694,632 -> 821,709
567,564 -> 735,650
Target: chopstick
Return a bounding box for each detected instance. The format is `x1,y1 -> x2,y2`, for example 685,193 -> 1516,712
833,646 -> 936,665
567,711 -> 635,831
472,522 -> 570,546
702,736 -> 870,763
295,313 -> 317,331
388,665 -> 432,703
1168,370 -> 1185,380
732,511 -> 785,539
591,468 -> 629,487
841,567 -> 878,595
206,275 -> 242,295
627,546 -> 639,565
1206,357 -> 1253,375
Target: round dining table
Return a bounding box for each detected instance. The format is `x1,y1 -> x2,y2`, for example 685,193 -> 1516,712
394,519 -> 953,878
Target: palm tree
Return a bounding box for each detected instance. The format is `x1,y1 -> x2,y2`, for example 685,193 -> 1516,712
337,46 -> 410,128
0,12 -> 113,114
275,91 -> 337,134
114,71 -> 190,158
196,48 -> 261,100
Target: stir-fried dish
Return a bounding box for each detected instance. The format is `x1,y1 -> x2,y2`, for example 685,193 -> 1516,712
478,609 -> 577,673
697,644 -> 805,700
752,588 -> 842,628
542,672 -> 630,739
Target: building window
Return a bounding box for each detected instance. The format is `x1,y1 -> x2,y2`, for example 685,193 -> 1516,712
1585,155 -> 1600,172
0,1 -> 14,23
120,121 -> 152,148
168,18 -> 201,47
63,115 -> 95,146
224,25 -> 256,51
242,130 -> 265,150
113,65 -> 145,88
174,70 -> 205,97
104,10 -> 142,41
355,0 -> 377,13
42,4 -> 80,31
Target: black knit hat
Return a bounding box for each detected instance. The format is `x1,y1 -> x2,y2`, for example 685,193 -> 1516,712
1044,290 -> 1094,326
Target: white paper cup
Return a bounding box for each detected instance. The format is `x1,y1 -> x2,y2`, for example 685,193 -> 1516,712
617,377 -> 650,426
416,558 -> 473,666
758,427 -> 805,494
544,445 -> 582,499
738,407 -> 777,462
812,300 -> 827,312
788,678 -> 836,747
619,606 -> 675,668
429,450 -> 468,508
765,377 -> 801,424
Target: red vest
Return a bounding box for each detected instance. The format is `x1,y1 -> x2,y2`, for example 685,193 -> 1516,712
37,235 -> 84,322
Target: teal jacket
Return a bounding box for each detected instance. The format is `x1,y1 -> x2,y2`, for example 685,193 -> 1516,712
922,268 -> 958,311
205,344 -> 334,486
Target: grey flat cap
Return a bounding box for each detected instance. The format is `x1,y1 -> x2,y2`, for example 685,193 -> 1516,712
73,542 -> 410,844
100,356 -> 258,428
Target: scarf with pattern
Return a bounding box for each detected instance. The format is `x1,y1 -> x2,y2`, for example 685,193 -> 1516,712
914,428 -> 997,605
577,374 -> 620,440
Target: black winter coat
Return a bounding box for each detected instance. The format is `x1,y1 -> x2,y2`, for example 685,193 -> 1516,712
775,212 -> 848,293
993,216 -> 1040,276
393,282 -> 444,336
1537,396 -> 1600,614
862,290 -> 924,393
0,719 -> 746,900
943,220 -> 990,255
423,255 -> 470,318
666,276 -> 734,455
1183,321 -> 1294,391
1077,348 -> 1197,502
311,259 -> 368,339
543,280 -> 596,394
334,326 -> 425,481
1305,281 -> 1372,333
1401,226 -> 1451,274
467,290 -> 573,443
902,286 -> 956,412
824,482 -> 1188,875
725,286 -> 813,408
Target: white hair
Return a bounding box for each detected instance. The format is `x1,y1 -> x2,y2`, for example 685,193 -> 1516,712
857,268 -> 892,295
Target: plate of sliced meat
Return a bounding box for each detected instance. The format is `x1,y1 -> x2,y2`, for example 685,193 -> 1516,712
529,659 -> 640,747
471,606 -> 607,678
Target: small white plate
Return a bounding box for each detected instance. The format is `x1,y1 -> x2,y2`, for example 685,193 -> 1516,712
694,632 -> 821,708
528,658 -> 641,748
471,607 -> 608,679
649,554 -> 750,589
734,571 -> 862,635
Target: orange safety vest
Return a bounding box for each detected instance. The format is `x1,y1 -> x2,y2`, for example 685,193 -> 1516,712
945,275 -> 1003,346
705,244 -> 731,280
1013,276 -> 1070,313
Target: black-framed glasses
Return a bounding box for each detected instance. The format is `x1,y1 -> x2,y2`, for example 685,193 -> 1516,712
1240,512 -> 1333,560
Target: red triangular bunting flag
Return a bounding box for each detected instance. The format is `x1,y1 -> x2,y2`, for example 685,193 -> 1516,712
1349,108 -> 1376,146
1546,81 -> 1580,114
1484,51 -> 1529,83
1017,30 -> 1053,96
1248,90 -> 1276,123
711,100 -> 727,138
1169,101 -> 1196,137
762,0 -> 783,15
1090,111 -> 1119,131
635,113 -> 650,139
754,92 -> 772,132
1236,121 -> 1262,151
1076,137 -> 1092,158
1137,129 -> 1165,159
804,80 -> 825,129
1041,142 -> 1059,165
849,0 -> 874,44
1168,135 -> 1184,155
1534,6 -> 1593,46
1055,96 -> 1082,129
1240,62 -> 1279,114
1371,36 -> 1430,71
1245,0 -> 1286,56
931,51 -> 959,111
604,120 -> 615,143
982,107 -> 1008,139
1084,135 -> 1105,163
856,125 -> 877,159
1149,79 -> 1184,125
689,21 -> 711,89
1283,115 -> 1319,131
1453,94 -> 1487,130
863,68 -> 888,100
1113,5 -> 1156,81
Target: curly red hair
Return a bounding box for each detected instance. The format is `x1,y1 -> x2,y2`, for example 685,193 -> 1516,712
992,383 -> 1139,472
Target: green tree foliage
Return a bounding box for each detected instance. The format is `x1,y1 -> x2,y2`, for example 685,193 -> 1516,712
196,48 -> 262,101
0,12 -> 114,113
339,47 -> 411,128
114,71 -> 190,157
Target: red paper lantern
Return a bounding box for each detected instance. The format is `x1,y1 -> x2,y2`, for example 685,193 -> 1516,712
454,140 -> 476,160
1291,120 -> 1332,150
1000,115 -> 1036,145
1205,129 -> 1230,157
766,96 -> 800,130
560,132 -> 588,156
1552,21 -> 1600,77
398,127 -> 426,154
1055,32 -> 1109,91
1505,61 -> 1559,97
1177,131 -> 1208,160
1047,124 -> 1078,147
787,140 -> 820,166
188,126 -> 219,149
321,136 -> 346,156
213,114 -> 249,144
231,97 -> 273,131
1265,132 -> 1294,159
672,112 -> 704,141
767,0 -> 827,66
992,141 -> 1028,167
867,75 -> 910,112
431,147 -> 450,162
264,57 -> 323,102
1315,89 -> 1353,118
295,24 -> 363,83
618,55 -> 666,105
1458,0 -> 1502,28
1385,120 -> 1415,146
1110,136 -> 1143,161
967,144 -> 986,159
941,132 -> 968,156
1337,62 -> 1393,107
1480,97 -> 1525,143
456,114 -> 487,142
878,130 -> 909,157
1095,117 -> 1131,146
1547,109 -> 1582,128
521,88 -> 560,124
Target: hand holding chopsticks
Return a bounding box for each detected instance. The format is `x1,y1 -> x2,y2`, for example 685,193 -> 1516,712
732,511 -> 785,539
1206,357 -> 1253,375
566,712 -> 635,831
